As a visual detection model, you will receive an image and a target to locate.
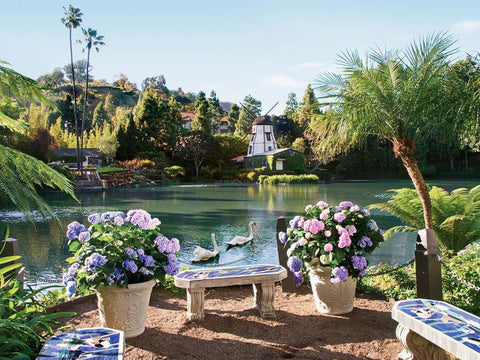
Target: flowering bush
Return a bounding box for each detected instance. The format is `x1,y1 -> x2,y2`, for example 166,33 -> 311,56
279,201 -> 384,286
63,209 -> 180,297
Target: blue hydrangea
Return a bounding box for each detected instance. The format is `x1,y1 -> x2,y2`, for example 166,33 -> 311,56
293,271 -> 303,286
122,259 -> 138,273
78,231 -> 91,243
125,248 -> 138,258
357,236 -> 372,248
88,213 -> 101,224
66,221 -> 88,240
65,280 -> 76,298
351,255 -> 367,271
278,231 -> 287,244
289,215 -> 301,229
139,255 -> 155,267
85,253 -> 107,272
163,253 -> 179,275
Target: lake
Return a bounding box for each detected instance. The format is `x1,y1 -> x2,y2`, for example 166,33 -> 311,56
2,180 -> 477,285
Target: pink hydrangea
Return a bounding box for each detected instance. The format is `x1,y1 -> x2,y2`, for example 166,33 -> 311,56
319,210 -> 329,221
324,243 -> 333,252
303,219 -> 325,235
316,201 -> 329,209
337,228 -> 351,248
345,225 -> 357,236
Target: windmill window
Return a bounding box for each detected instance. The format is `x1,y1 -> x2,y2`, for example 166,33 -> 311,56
248,146 -> 252,155
266,132 -> 271,141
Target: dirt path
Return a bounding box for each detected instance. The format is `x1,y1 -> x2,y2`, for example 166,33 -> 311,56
56,285 -> 402,359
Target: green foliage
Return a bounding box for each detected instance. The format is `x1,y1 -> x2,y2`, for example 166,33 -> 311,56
191,91 -> 210,134
0,251 -> 73,359
260,174 -> 319,184
443,242 -> 480,315
234,94 -> 261,138
370,185 -> 480,253
235,167 -> 267,182
310,167 -> 330,181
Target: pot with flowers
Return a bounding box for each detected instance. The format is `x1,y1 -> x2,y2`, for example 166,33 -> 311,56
279,201 -> 384,315
63,209 -> 180,338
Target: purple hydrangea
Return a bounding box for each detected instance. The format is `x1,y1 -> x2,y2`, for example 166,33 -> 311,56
349,205 -> 360,212
77,231 -> 91,243
367,220 -> 378,231
333,212 -> 347,223
85,253 -> 107,272
316,201 -> 329,209
122,259 -> 138,273
139,255 -> 155,267
88,213 -> 101,224
137,249 -> 145,256
331,266 -> 349,284
357,236 -> 373,248
278,231 -> 287,244
164,253 -> 179,275
360,208 -> 370,217
293,271 -> 304,286
351,255 -> 367,271
339,201 -> 354,209
155,236 -> 169,252
289,215 -> 301,229
126,209 -> 157,230
101,211 -> 125,223
114,216 -> 125,226
345,225 -> 357,236
168,238 -> 180,253
287,256 -> 302,272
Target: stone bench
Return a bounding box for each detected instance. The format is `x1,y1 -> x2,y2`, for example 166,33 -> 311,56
37,327 -> 124,359
174,264 -> 287,321
392,299 -> 480,360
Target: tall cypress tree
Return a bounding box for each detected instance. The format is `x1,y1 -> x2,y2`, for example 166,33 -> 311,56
191,91 -> 211,134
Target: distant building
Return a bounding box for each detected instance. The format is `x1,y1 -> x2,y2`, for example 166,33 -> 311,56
181,112 -> 195,131
54,148 -> 102,168
242,116 -> 305,173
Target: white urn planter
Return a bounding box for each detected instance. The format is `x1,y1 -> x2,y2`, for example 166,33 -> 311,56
96,279 -> 155,338
308,266 -> 356,315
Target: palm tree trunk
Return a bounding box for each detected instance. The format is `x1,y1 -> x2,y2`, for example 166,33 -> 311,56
394,139 -> 433,229
69,27 -> 80,169
81,48 -> 91,170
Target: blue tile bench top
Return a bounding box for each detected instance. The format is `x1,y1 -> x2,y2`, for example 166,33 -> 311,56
175,264 -> 287,289
392,299 -> 480,359
37,327 -> 124,360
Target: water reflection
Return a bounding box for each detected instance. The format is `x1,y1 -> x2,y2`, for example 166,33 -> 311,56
3,180 -> 477,282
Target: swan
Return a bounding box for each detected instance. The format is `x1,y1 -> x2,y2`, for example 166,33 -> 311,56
225,221 -> 257,250
190,233 -> 219,262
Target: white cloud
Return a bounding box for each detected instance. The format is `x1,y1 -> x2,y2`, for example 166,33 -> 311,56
262,75 -> 303,88
454,20 -> 480,32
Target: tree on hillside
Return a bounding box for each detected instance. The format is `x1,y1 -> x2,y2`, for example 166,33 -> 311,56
0,60 -> 75,216
113,74 -> 137,92
311,32 -> 461,229
80,27 -> 105,166
61,4 -> 83,168
134,88 -> 164,152
192,91 -> 211,134
116,116 -> 141,160
92,101 -> 110,130
234,95 -> 261,138
284,92 -> 298,120
37,68 -> 65,89
208,90 -> 225,134
226,103 -> 240,133
141,75 -> 169,95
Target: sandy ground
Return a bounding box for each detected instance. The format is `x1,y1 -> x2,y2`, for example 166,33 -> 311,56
54,285 -> 402,360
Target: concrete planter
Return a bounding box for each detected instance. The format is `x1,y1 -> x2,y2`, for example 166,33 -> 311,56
308,266 -> 356,315
96,279 -> 155,338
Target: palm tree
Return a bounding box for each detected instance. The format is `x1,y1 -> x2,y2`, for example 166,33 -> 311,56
61,5 -> 83,169
0,61 -> 76,218
80,27 -> 105,167
311,32 -> 459,229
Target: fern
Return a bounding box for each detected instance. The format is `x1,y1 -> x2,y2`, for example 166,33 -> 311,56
370,186 -> 480,253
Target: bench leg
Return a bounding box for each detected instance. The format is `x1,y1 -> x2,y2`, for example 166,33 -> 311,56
253,282 -> 276,318
187,288 -> 205,321
396,324 -> 453,360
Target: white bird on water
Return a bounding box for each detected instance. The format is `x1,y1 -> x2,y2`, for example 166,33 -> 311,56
225,221 -> 257,250
190,233 -> 219,262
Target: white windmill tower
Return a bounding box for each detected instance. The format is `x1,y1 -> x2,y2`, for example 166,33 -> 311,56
246,103 -> 278,157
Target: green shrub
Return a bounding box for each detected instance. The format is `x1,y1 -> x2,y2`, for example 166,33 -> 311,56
311,168 -> 330,181
234,167 -> 267,182
442,242 -> 480,315
260,174 -> 319,184
164,165 -> 186,179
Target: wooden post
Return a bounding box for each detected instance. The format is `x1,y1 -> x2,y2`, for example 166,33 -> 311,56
276,217 -> 296,292
415,229 -> 442,300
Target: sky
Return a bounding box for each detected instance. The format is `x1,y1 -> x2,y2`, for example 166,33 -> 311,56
1,0 -> 480,114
